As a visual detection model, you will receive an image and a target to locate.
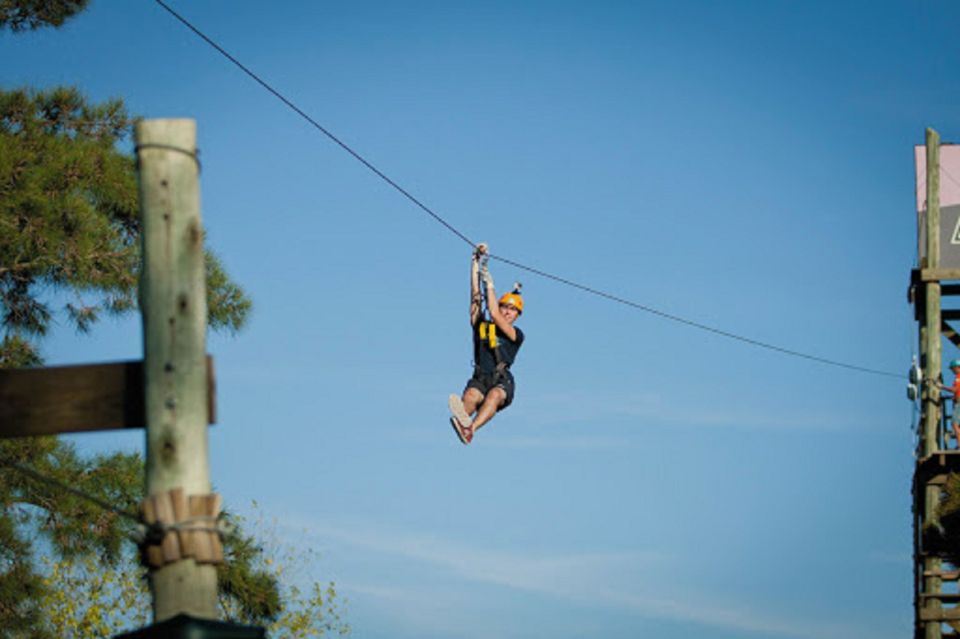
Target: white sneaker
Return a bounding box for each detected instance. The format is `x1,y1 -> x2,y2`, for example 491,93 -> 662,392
448,394 -> 473,428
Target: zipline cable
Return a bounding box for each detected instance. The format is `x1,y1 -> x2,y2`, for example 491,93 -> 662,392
152,0 -> 904,381
0,456 -> 229,542
492,254 -> 902,378
0,456 -> 140,523
153,0 -> 474,249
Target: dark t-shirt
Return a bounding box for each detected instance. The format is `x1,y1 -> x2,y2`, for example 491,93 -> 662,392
473,321 -> 524,374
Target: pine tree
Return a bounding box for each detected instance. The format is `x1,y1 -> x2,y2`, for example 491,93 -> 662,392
0,85 -> 265,636
0,0 -> 89,32
0,6 -> 344,634
0,86 -> 251,363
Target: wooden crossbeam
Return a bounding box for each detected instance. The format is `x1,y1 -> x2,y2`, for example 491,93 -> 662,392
920,606 -> 960,621
921,593 -> 960,602
0,357 -> 215,439
925,570 -> 960,581
926,473 -> 950,486
920,268 -> 960,282
945,320 -> 960,349
916,451 -> 960,490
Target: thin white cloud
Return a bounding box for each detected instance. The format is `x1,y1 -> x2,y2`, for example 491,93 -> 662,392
296,518 -> 658,591
282,516 -> 890,639
515,388 -> 867,432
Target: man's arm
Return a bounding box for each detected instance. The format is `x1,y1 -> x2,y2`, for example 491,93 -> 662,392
482,264 -> 518,342
932,379 -> 957,397
469,244 -> 486,326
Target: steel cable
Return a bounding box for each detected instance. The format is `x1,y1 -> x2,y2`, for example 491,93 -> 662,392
152,0 -> 905,380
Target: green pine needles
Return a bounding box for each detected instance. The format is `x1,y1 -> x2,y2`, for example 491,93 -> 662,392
0,84 -> 345,636
0,4 -> 345,634
0,86 -> 251,364
0,0 -> 90,32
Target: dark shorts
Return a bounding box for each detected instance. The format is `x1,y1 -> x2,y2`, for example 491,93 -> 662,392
465,369 -> 516,410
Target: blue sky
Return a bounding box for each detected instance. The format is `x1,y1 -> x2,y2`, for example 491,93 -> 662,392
3,1 -> 956,637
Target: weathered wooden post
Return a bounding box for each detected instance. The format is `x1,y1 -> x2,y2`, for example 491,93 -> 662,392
135,119 -> 217,621
922,127 -> 944,639
924,128 -> 943,458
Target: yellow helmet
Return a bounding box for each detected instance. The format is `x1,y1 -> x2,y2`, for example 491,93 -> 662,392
499,291 -> 523,314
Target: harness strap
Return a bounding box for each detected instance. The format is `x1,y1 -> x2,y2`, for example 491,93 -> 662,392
475,254 -> 509,376
476,318 -> 511,382
479,321 -> 498,349
473,361 -> 511,380
479,321 -> 503,361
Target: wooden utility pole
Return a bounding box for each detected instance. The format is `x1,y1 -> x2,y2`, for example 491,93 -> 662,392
922,127 -> 944,639
136,119 -> 217,621
0,116 -> 260,637
924,128 -> 943,458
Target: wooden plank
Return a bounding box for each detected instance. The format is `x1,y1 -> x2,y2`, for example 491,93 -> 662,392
156,491 -> 182,563
927,473 -> 950,486
0,357 -> 215,439
0,360 -> 144,438
920,268 -> 960,282
944,321 -> 960,349
920,606 -> 960,621
189,495 -> 212,563
922,593 -> 960,602
207,493 -> 223,563
141,496 -> 164,567
171,488 -> 195,559
207,357 -> 217,425
917,455 -> 960,489
925,570 -> 960,580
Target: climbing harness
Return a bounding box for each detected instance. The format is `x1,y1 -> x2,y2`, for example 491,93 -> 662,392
472,246 -> 524,384
479,320 -> 498,349
480,282 -> 524,352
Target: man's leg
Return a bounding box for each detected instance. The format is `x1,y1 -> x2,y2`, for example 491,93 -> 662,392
471,387 -> 506,432
462,387 -> 485,417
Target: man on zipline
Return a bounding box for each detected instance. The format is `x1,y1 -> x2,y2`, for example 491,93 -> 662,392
449,243 -> 525,445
